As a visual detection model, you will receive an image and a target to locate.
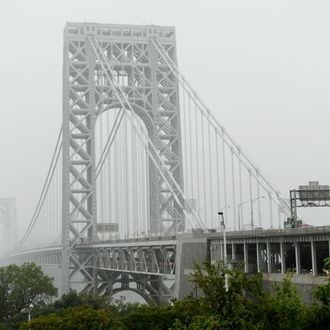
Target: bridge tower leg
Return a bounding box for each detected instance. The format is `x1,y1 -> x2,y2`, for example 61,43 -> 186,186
62,25 -> 98,294
62,23 -> 184,294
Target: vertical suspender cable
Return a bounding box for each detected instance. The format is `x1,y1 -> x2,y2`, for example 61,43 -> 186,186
238,153 -> 243,230
51,175 -> 55,244
137,129 -> 142,236
114,111 -> 119,236
182,89 -> 188,193
269,193 -> 273,229
222,131 -> 228,226
124,114 -> 129,238
47,189 -> 50,246
131,119 -> 138,237
90,37 -> 206,231
215,132 -> 221,219
135,129 -> 141,237
145,150 -> 149,236
121,117 -> 125,237
201,111 -> 208,224
249,171 -> 254,228
257,176 -> 262,228
55,162 -> 58,244
194,96 -> 201,217
231,149 -> 237,230
105,111 -> 110,224
109,111 -> 113,223
121,118 -> 126,238
138,132 -> 144,236
99,112 -> 104,222
208,119 -> 214,228
57,160 -> 60,243
153,39 -> 291,218
188,95 -> 194,201
57,163 -> 60,243
118,118 -> 122,238
57,164 -> 60,243
277,205 -> 281,229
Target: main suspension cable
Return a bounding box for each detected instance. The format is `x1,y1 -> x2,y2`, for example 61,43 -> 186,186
151,38 -> 291,217
16,127 -> 63,250
88,36 -> 206,231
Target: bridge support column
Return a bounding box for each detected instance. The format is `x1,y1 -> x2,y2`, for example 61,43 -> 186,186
311,240 -> 317,276
256,243 -> 260,273
295,242 -> 301,275
243,243 -> 248,273
266,242 -> 271,273
280,242 -> 285,274
231,243 -> 236,261
175,234 -> 208,299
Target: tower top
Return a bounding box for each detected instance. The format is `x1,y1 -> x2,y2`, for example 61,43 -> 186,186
64,22 -> 176,41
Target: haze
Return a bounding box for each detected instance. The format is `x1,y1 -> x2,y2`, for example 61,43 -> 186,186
0,0 -> 329,239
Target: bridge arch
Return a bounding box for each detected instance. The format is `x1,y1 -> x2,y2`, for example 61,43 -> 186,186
94,105 -> 150,239
96,102 -> 154,134
111,287 -> 155,305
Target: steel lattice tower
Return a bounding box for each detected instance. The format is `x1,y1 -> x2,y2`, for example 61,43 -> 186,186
62,22 -> 184,293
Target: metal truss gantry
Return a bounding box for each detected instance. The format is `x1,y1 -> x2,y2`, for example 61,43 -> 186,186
62,22 -> 184,294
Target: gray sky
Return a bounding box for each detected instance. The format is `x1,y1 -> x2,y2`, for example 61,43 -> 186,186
0,0 -> 329,238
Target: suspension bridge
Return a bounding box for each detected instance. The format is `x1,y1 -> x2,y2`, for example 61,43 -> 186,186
1,22 -> 328,304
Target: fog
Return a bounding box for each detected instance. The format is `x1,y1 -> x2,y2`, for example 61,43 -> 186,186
0,0 -> 329,242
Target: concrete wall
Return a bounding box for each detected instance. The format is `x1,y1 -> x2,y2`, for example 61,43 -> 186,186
175,231 -> 329,304
175,234 -> 208,299
262,273 -> 329,305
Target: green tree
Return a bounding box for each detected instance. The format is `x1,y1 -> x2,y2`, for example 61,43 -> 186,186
171,315 -> 223,330
121,305 -> 179,330
20,306 -> 125,330
305,275 -> 330,329
52,290 -> 112,311
262,275 -> 306,330
170,298 -> 203,327
314,277 -> 330,306
190,261 -> 265,328
29,290 -> 118,321
118,297 -> 202,330
0,263 -> 57,323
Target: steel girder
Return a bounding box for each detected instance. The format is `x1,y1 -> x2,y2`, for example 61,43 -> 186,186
94,244 -> 176,304
62,22 -> 184,294
0,248 -> 62,267
95,245 -> 176,275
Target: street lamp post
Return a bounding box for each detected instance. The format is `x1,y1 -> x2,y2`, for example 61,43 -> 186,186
238,196 -> 265,230
27,303 -> 34,324
217,205 -> 230,231
217,211 -> 228,292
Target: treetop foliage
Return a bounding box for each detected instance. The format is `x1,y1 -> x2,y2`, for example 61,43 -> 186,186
0,263 -> 57,321
1,261 -> 330,329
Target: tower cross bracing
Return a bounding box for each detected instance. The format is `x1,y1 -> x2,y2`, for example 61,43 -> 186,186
62,23 -> 185,293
